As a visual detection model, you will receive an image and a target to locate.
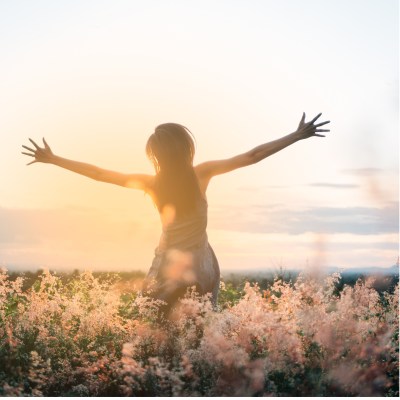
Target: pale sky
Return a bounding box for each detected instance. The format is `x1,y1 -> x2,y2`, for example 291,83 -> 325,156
0,0 -> 398,273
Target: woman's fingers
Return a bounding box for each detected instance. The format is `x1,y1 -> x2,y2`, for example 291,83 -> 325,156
315,120 -> 330,128
309,113 -> 322,124
22,145 -> 36,152
29,138 -> 40,149
26,160 -> 37,166
315,129 -> 330,132
43,137 -> 50,149
313,133 -> 325,137
21,152 -> 35,157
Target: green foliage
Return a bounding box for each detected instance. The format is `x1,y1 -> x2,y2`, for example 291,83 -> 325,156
217,281 -> 243,308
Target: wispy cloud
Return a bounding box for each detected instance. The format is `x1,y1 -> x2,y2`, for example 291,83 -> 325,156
341,168 -> 386,176
238,182 -> 360,191
209,202 -> 399,235
308,182 -> 359,189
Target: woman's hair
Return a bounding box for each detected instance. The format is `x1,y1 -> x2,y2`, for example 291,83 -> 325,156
146,123 -> 202,217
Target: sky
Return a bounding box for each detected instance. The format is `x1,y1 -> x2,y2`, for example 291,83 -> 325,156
0,0 -> 398,273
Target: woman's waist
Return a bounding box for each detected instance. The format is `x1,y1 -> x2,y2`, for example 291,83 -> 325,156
156,231 -> 208,255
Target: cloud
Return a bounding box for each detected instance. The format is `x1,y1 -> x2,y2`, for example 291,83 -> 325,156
341,168 -> 386,176
1,203 -> 398,272
209,202 -> 399,235
308,182 -> 359,189
238,182 -> 360,191
339,167 -> 399,178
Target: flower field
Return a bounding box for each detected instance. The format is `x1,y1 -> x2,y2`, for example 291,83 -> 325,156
0,268 -> 398,396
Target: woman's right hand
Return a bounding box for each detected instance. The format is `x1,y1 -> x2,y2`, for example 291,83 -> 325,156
22,138 -> 55,165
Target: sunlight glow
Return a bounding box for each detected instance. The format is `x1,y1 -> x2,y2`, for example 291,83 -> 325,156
0,0 -> 397,272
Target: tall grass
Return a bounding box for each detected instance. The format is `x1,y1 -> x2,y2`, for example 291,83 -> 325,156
0,268 -> 398,396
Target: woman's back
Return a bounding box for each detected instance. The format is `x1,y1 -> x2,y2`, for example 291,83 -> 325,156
158,196 -> 208,252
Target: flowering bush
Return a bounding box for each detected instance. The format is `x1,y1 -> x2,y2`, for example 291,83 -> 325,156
0,268 -> 398,396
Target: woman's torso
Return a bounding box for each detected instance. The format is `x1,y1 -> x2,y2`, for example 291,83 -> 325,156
157,196 -> 208,253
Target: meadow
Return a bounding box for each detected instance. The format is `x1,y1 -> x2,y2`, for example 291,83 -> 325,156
0,267 -> 398,396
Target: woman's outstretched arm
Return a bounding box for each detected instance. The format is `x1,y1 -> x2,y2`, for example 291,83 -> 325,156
195,113 -> 330,183
22,138 -> 154,192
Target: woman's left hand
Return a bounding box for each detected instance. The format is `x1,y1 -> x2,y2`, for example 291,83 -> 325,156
295,113 -> 330,140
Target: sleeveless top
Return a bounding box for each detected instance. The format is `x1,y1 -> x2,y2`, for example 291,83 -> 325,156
156,197 -> 208,254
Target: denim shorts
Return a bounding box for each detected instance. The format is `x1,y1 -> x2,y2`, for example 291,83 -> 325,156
143,241 -> 220,310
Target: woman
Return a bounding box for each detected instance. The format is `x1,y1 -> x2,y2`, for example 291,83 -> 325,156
22,113 -> 330,311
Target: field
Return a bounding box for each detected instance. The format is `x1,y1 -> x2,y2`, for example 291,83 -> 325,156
0,268 -> 398,396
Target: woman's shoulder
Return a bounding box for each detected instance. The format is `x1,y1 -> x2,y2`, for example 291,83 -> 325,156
123,173 -> 155,194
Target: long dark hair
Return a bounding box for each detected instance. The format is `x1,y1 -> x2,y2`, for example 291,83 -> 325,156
146,123 -> 202,218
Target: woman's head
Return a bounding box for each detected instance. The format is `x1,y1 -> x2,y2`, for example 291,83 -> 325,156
145,123 -> 201,217
146,123 -> 195,173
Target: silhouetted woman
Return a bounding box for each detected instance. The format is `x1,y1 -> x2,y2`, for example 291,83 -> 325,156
22,113 -> 330,311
